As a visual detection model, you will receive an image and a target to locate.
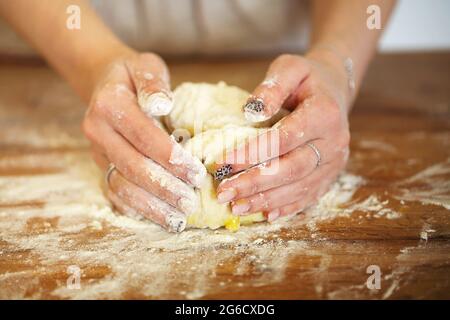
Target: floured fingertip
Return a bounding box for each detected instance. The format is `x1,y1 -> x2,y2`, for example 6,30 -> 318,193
165,212 -> 187,233
244,98 -> 271,123
244,110 -> 271,123
187,164 -> 207,188
169,140 -> 207,188
139,91 -> 174,116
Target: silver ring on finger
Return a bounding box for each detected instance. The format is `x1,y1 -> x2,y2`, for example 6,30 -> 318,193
306,142 -> 321,168
105,163 -> 116,188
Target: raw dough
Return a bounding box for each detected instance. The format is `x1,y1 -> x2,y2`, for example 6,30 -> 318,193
167,82 -> 276,230
167,81 -> 252,135
184,128 -> 266,230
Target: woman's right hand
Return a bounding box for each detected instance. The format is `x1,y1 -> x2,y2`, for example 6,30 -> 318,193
82,51 -> 206,232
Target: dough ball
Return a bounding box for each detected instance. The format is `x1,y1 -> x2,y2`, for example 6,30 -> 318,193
184,126 -> 266,230
187,174 -> 265,230
167,81 -> 252,135
184,125 -> 265,173
165,81 -> 284,231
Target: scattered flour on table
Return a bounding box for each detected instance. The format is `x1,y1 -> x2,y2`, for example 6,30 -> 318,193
0,124 -> 86,149
304,174 -> 401,234
358,139 -> 397,154
0,151 -> 402,299
394,158 -> 450,210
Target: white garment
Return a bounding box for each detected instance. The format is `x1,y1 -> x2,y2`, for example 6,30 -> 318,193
0,0 -> 309,56
91,0 -> 309,55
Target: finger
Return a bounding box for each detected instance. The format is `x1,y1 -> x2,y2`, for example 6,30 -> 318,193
91,82 -> 206,187
265,188 -> 318,222
92,149 -> 187,231
92,146 -> 186,232
244,54 -> 309,122
83,118 -> 199,215
230,161 -> 340,216
266,172 -> 335,222
126,53 -> 173,116
217,139 -> 333,203
214,94 -> 343,179
266,201 -> 307,223
107,170 -> 186,232
91,147 -> 187,231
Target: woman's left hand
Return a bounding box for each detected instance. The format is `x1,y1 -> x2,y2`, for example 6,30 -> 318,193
213,51 -> 353,222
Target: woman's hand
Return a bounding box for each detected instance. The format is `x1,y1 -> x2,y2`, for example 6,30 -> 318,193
82,51 -> 206,232
214,51 -> 352,222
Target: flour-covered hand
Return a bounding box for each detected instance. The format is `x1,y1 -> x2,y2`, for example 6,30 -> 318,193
215,52 -> 352,222
83,52 -> 206,232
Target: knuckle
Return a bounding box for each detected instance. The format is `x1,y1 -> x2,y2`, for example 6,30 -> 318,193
274,54 -> 308,71
93,85 -> 134,116
340,129 -> 351,147
140,52 -> 167,68
92,94 -> 133,128
90,95 -> 109,116
141,52 -> 162,62
81,118 -> 97,143
276,53 -> 297,64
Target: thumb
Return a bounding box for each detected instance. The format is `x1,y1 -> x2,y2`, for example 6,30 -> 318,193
127,53 -> 173,117
244,54 -> 309,123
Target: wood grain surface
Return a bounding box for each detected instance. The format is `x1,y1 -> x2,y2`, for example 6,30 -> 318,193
0,53 -> 449,299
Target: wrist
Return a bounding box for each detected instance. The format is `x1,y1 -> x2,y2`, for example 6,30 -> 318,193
306,45 -> 356,110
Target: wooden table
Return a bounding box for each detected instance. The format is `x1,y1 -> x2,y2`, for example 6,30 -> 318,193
0,53 -> 449,299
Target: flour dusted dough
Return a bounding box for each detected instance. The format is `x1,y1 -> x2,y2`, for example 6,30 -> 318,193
184,128 -> 266,230
167,81 -> 252,135
167,82 -> 274,230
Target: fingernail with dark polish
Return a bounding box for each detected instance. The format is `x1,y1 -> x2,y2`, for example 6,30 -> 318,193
244,98 -> 268,122
214,164 -> 233,181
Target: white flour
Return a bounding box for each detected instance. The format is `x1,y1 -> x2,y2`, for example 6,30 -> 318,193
394,158 -> 450,210
4,145 -> 448,299
0,150 -> 382,299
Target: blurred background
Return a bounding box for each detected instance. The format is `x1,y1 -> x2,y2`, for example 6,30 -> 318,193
380,0 -> 450,52
1,0 -> 449,57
